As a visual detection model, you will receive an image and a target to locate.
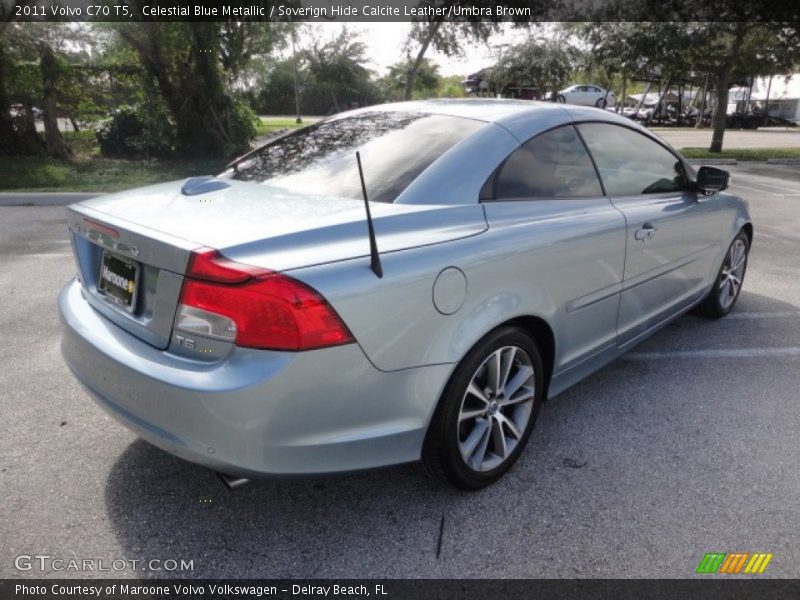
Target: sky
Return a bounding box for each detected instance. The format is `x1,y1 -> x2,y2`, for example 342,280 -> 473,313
292,22 -> 536,79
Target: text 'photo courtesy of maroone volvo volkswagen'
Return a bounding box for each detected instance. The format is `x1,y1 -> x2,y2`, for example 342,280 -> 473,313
59,99 -> 752,489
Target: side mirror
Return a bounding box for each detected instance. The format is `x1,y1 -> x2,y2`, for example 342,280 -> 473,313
695,166 -> 730,194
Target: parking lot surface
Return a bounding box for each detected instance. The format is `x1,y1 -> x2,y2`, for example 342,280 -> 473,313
1,164 -> 799,579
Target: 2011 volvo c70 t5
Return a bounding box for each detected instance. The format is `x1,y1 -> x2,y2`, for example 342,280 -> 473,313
59,100 -> 752,489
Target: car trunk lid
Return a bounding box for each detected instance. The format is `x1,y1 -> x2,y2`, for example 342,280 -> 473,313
67,179 -> 487,350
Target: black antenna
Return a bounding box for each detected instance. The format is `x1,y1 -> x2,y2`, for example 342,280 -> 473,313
356,151 -> 383,279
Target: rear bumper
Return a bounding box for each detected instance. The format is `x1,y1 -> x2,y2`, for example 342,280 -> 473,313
59,279 -> 451,477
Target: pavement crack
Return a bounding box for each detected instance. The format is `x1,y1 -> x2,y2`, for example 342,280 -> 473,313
435,514 -> 445,559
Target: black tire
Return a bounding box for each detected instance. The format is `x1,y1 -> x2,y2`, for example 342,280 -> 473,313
421,326 -> 544,490
696,230 -> 750,319
596,98 -> 607,108
555,94 -> 566,103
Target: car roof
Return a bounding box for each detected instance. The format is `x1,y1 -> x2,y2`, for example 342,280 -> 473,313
341,98 -> 649,144
339,98 -> 563,124
324,99 -> 684,206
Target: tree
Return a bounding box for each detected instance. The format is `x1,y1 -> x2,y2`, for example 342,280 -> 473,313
684,23 -> 800,152
300,27 -> 380,114
571,23 -> 693,111
573,22 -> 800,152
382,57 -> 440,101
218,21 -> 286,88
252,58 -> 298,115
38,40 -> 71,158
1,19 -> 115,156
402,20 -> 498,101
487,36 -> 577,100
0,18 -> 45,154
436,75 -> 466,98
113,19 -> 256,158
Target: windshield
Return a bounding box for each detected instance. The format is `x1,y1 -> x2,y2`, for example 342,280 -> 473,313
224,111 -> 484,203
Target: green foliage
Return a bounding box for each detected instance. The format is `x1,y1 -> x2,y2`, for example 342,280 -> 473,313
112,21 -> 257,158
572,23 -> 693,82
227,98 -> 259,152
219,22 -> 287,86
680,147 -> 800,160
566,22 -> 800,151
401,21 -> 502,100
437,75 -> 466,98
252,28 -> 383,116
95,105 -> 175,158
407,21 -> 499,58
299,27 -> 382,114
487,37 -> 577,98
0,154 -> 228,192
381,58 -> 441,101
253,58 -> 299,115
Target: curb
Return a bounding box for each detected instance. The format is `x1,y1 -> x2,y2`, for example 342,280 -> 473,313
766,158 -> 800,165
0,192 -> 102,207
687,158 -> 738,165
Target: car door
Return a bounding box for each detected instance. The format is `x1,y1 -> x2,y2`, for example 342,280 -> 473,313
481,124 -> 627,374
577,122 -> 722,346
572,86 -> 589,105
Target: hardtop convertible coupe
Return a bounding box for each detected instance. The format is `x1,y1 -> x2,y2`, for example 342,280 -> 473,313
59,99 -> 752,489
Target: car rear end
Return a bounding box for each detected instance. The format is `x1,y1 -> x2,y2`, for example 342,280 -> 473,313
58,105 -> 503,478
59,203 -> 449,477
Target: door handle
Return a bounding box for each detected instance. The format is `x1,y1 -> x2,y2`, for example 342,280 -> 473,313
635,224 -> 657,241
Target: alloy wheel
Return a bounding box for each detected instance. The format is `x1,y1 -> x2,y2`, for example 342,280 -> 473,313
718,238 -> 747,310
457,346 -> 535,472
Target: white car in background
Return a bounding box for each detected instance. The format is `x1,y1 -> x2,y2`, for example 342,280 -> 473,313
553,85 -> 616,108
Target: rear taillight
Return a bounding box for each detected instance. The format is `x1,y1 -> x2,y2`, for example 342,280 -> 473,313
175,248 -> 354,351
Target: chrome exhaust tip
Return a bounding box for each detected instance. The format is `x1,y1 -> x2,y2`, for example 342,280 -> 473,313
217,472 -> 251,490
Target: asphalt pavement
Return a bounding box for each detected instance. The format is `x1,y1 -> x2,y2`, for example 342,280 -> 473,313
1,164 -> 799,579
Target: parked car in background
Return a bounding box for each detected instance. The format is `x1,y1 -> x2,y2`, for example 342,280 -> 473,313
8,104 -> 42,119
60,99 -> 751,490
553,84 -> 616,108
726,111 -> 762,130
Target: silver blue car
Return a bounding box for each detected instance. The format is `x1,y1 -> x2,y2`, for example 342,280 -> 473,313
59,100 -> 752,489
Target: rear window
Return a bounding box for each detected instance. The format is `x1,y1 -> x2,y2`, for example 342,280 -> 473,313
226,111 -> 484,203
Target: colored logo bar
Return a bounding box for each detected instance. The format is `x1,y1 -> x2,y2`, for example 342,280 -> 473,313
696,552 -> 773,574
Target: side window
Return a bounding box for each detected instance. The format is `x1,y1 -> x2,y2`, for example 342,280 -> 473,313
486,125 -> 603,201
577,123 -> 688,196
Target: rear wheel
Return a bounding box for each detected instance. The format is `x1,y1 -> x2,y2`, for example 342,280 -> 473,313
421,327 -> 544,490
596,98 -> 607,108
696,230 -> 749,318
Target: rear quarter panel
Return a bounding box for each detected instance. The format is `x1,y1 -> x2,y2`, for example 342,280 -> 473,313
289,199 -> 627,378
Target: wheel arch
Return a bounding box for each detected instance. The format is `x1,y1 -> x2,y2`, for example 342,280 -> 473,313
741,221 -> 753,246
447,314 -> 556,403
503,315 -> 556,400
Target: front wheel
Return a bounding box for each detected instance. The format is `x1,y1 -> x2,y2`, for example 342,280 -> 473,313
421,327 -> 544,490
555,94 -> 566,103
696,230 -> 750,318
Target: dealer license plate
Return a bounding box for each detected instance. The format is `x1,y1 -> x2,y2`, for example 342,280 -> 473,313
98,250 -> 140,312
